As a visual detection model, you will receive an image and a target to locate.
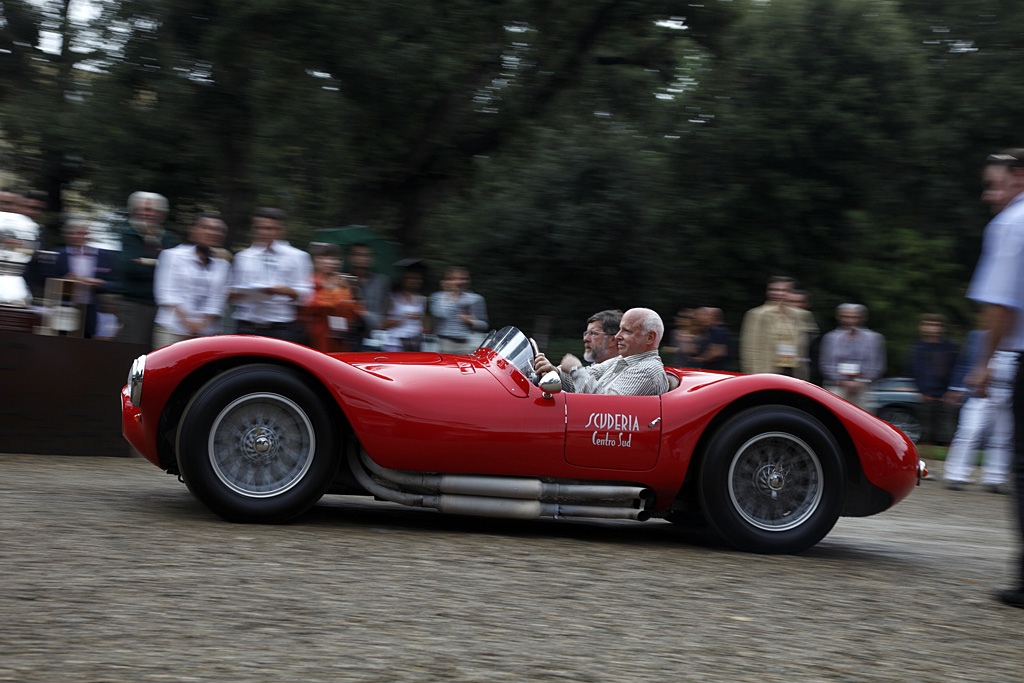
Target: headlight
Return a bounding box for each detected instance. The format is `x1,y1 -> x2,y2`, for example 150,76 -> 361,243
128,354 -> 146,407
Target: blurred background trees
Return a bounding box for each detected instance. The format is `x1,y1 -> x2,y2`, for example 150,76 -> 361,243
2,0 -> 1022,364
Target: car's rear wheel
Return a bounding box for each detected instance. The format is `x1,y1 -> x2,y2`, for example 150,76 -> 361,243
176,364 -> 338,522
877,406 -> 922,444
699,406 -> 845,554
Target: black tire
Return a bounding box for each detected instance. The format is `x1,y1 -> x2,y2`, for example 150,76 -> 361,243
699,406 -> 845,554
877,406 -> 922,444
176,364 -> 339,522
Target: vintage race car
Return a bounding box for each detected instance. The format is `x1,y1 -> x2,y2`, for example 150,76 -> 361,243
122,326 -> 920,554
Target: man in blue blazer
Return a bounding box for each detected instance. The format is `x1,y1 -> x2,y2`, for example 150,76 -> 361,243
50,221 -> 117,338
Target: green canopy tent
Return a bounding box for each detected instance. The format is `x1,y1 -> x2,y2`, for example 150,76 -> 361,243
309,225 -> 403,280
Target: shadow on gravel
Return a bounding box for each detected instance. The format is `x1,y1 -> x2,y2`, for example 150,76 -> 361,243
306,497 -> 736,553
135,488 -> 906,564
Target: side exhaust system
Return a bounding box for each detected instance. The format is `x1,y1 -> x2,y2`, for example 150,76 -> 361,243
347,448 -> 653,521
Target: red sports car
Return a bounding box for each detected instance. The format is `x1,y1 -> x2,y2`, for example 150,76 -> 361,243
122,326 -> 920,554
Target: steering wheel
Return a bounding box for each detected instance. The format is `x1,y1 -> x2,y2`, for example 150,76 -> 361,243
527,337 -> 540,382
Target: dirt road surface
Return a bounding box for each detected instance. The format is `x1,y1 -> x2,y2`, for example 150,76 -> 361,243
1,454 -> 1021,682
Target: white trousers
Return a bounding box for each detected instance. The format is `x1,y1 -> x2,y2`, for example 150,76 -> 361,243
943,351 -> 1018,485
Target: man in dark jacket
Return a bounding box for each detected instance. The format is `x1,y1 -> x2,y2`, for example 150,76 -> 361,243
906,313 -> 959,455
117,191 -> 178,346
51,221 -> 117,338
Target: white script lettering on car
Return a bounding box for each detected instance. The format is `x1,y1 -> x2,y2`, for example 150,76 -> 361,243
584,412 -> 638,448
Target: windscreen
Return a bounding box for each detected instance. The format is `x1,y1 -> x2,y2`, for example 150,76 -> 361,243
478,326 -> 534,378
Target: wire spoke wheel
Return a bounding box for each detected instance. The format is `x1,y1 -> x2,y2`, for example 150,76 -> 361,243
176,365 -> 338,522
209,393 -> 316,498
699,406 -> 844,554
727,432 -> 823,531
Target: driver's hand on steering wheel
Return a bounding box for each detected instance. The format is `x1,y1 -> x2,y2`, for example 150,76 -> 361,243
534,353 -> 557,376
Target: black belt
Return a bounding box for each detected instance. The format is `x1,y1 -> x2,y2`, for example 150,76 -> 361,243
438,335 -> 467,343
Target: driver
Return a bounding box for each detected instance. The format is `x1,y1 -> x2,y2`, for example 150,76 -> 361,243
534,308 -> 669,396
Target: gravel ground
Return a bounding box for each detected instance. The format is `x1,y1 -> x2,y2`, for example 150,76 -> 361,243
1,454 -> 1021,682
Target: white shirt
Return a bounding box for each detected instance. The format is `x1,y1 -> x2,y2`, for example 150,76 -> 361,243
967,193 -> 1024,350
230,240 -> 313,324
66,246 -> 99,304
154,244 -> 231,336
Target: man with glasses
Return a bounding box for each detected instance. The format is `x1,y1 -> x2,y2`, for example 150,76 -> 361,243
534,308 -> 669,396
964,149 -> 1024,608
537,309 -> 621,377
581,309 -> 622,365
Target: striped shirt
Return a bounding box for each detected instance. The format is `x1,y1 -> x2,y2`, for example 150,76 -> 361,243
560,350 -> 669,396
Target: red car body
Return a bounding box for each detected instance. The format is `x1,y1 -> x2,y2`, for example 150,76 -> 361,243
122,330 -> 919,553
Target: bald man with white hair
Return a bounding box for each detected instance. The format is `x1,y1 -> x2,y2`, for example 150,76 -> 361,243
535,307 -> 670,396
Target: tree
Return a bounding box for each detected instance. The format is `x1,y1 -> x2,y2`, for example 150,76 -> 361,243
662,0 -> 965,349
79,0 -> 738,248
0,0 -> 84,238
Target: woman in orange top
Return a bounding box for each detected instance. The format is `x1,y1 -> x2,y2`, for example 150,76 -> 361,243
304,243 -> 363,352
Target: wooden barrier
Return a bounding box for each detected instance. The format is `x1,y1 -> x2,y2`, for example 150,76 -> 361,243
0,330 -> 147,456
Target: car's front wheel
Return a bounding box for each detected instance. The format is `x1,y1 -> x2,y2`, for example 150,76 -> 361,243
176,364 -> 339,522
699,406 -> 845,554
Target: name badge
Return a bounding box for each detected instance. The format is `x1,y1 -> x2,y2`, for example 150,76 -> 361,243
328,316 -> 349,332
837,362 -> 860,376
776,344 -> 797,358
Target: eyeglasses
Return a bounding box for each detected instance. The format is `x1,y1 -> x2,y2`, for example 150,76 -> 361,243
583,330 -> 609,339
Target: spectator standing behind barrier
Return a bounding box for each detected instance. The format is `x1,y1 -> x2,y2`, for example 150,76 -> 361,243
819,304 -> 886,411
152,214 -> 230,348
944,328 -> 1016,493
382,267 -> 426,352
50,221 -> 117,339
429,266 -> 488,354
906,313 -> 958,455
346,243 -> 390,349
690,307 -> 732,371
790,289 -> 822,384
303,243 -> 363,352
961,149 -> 1024,608
661,308 -> 696,367
118,192 -> 178,346
229,208 -> 312,343
740,276 -> 808,377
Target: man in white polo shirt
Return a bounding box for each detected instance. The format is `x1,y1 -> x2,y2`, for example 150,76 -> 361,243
229,207 -> 312,343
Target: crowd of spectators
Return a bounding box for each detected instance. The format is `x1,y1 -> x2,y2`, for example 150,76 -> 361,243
0,189 -> 486,353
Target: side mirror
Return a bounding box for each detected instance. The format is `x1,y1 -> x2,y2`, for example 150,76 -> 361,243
539,370 -> 562,399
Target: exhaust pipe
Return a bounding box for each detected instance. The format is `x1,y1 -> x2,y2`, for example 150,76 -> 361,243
348,448 -> 652,521
359,448 -> 652,505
